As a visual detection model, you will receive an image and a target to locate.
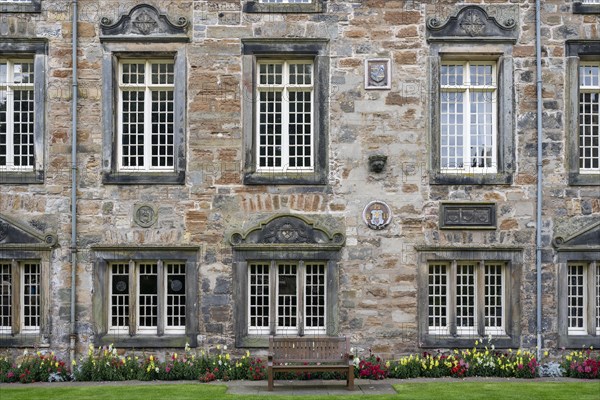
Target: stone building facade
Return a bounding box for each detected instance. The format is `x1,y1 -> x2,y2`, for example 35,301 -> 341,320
0,0 -> 599,360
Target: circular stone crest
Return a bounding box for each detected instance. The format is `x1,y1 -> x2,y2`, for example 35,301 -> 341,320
134,204 -> 157,228
362,201 -> 393,230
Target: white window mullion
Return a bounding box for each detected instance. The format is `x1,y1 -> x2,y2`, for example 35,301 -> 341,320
144,81 -> 152,171
282,63 -> 290,170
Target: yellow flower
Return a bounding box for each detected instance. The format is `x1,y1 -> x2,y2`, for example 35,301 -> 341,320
475,340 -> 479,346
544,351 -> 549,357
226,353 -> 231,361
385,361 -> 390,368
246,350 -> 250,358
216,345 -> 221,350
72,359 -> 77,366
174,353 -> 178,359
149,355 -> 154,361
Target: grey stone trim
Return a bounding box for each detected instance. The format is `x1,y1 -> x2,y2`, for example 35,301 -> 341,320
101,44 -> 187,185
0,0 -> 41,13
0,39 -> 47,185
573,2 -> 600,14
416,247 -> 523,349
243,0 -> 324,14
0,250 -> 52,348
92,247 -> 200,348
557,258 -> 600,349
100,4 -> 189,43
439,202 -> 496,230
426,5 -> 518,44
241,39 -> 329,186
566,41 -> 600,186
428,43 -> 515,186
231,215 -> 344,348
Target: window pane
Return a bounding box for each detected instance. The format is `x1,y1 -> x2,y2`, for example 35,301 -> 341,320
0,263 -> 11,331
121,90 -> 145,168
484,262 -> 504,333
13,90 -> 35,167
138,263 -> 158,329
151,90 -> 174,168
166,263 -> 186,330
110,263 -> 130,329
428,263 -> 447,332
579,91 -> 600,172
441,92 -> 464,169
456,263 -> 476,333
258,91 -> 282,168
305,263 -> 325,330
288,91 -> 312,168
277,263 -> 297,331
249,263 -> 270,330
22,262 -> 40,330
567,263 -> 586,332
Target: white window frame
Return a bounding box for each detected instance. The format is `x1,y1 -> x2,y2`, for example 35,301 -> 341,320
117,58 -> 175,173
440,60 -> 498,175
578,61 -> 600,174
567,261 -> 600,336
108,259 -> 187,336
255,59 -> 314,174
247,260 -> 326,336
427,260 -> 506,337
0,260 -> 40,335
0,57 -> 35,172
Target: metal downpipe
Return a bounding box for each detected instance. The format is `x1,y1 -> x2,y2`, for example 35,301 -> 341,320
69,0 -> 78,368
534,0 -> 543,360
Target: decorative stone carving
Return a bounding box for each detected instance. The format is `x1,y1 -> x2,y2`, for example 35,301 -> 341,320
100,4 -> 188,42
134,204 -> 158,228
427,5 -> 518,43
362,201 -> 392,230
0,214 -> 58,248
229,215 -> 345,249
368,155 -> 388,173
440,203 -> 496,229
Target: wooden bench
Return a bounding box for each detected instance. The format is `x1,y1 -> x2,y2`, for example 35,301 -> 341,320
267,336 -> 354,391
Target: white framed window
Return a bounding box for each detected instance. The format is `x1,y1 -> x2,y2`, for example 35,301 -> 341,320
427,260 -> 506,337
567,261 -> 600,336
0,260 -> 40,335
0,58 -> 35,171
248,260 -> 326,336
108,260 -> 186,336
117,59 -> 175,172
578,62 -> 600,174
256,60 -> 314,173
440,60 -> 497,174
582,0 -> 600,4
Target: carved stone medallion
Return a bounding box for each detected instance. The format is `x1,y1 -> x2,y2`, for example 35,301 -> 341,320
134,204 -> 158,228
362,201 -> 393,230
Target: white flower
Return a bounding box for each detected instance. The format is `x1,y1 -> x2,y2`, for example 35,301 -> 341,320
155,367 -> 159,373
223,345 -> 227,351
350,347 -> 355,354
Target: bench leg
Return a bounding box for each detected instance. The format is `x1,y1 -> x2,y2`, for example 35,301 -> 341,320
267,366 -> 274,391
347,367 -> 354,390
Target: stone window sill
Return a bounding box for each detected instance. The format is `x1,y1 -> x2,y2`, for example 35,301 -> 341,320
244,171 -> 326,185
569,173 -> 600,186
96,334 -> 196,348
102,171 -> 185,185
429,171 -> 513,186
0,170 -> 44,184
0,334 -> 49,347
420,335 -> 518,349
573,2 -> 600,14
0,0 -> 41,13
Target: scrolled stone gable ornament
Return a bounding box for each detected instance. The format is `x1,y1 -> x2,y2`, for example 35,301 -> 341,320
426,5 -> 518,43
229,215 -> 345,250
100,4 -> 189,42
362,201 -> 392,230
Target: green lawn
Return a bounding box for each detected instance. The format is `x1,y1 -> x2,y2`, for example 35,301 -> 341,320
0,382 -> 598,400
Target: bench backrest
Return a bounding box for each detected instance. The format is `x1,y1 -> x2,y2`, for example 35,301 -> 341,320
269,336 -> 350,364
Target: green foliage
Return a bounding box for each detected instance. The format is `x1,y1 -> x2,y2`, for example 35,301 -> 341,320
561,348 -> 599,379
0,351 -> 69,383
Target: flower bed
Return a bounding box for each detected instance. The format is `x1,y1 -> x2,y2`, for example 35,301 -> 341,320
1,344 -> 598,384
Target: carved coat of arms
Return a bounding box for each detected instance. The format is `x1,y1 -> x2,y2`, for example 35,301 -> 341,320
362,201 -> 392,230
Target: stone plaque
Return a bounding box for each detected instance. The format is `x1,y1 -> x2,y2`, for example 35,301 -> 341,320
362,201 -> 392,230
364,59 -> 391,90
440,203 -> 496,229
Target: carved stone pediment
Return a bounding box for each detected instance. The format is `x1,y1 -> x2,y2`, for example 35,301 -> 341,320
427,5 -> 518,43
100,4 -> 188,42
553,220 -> 600,250
229,215 -> 345,250
0,214 -> 57,249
